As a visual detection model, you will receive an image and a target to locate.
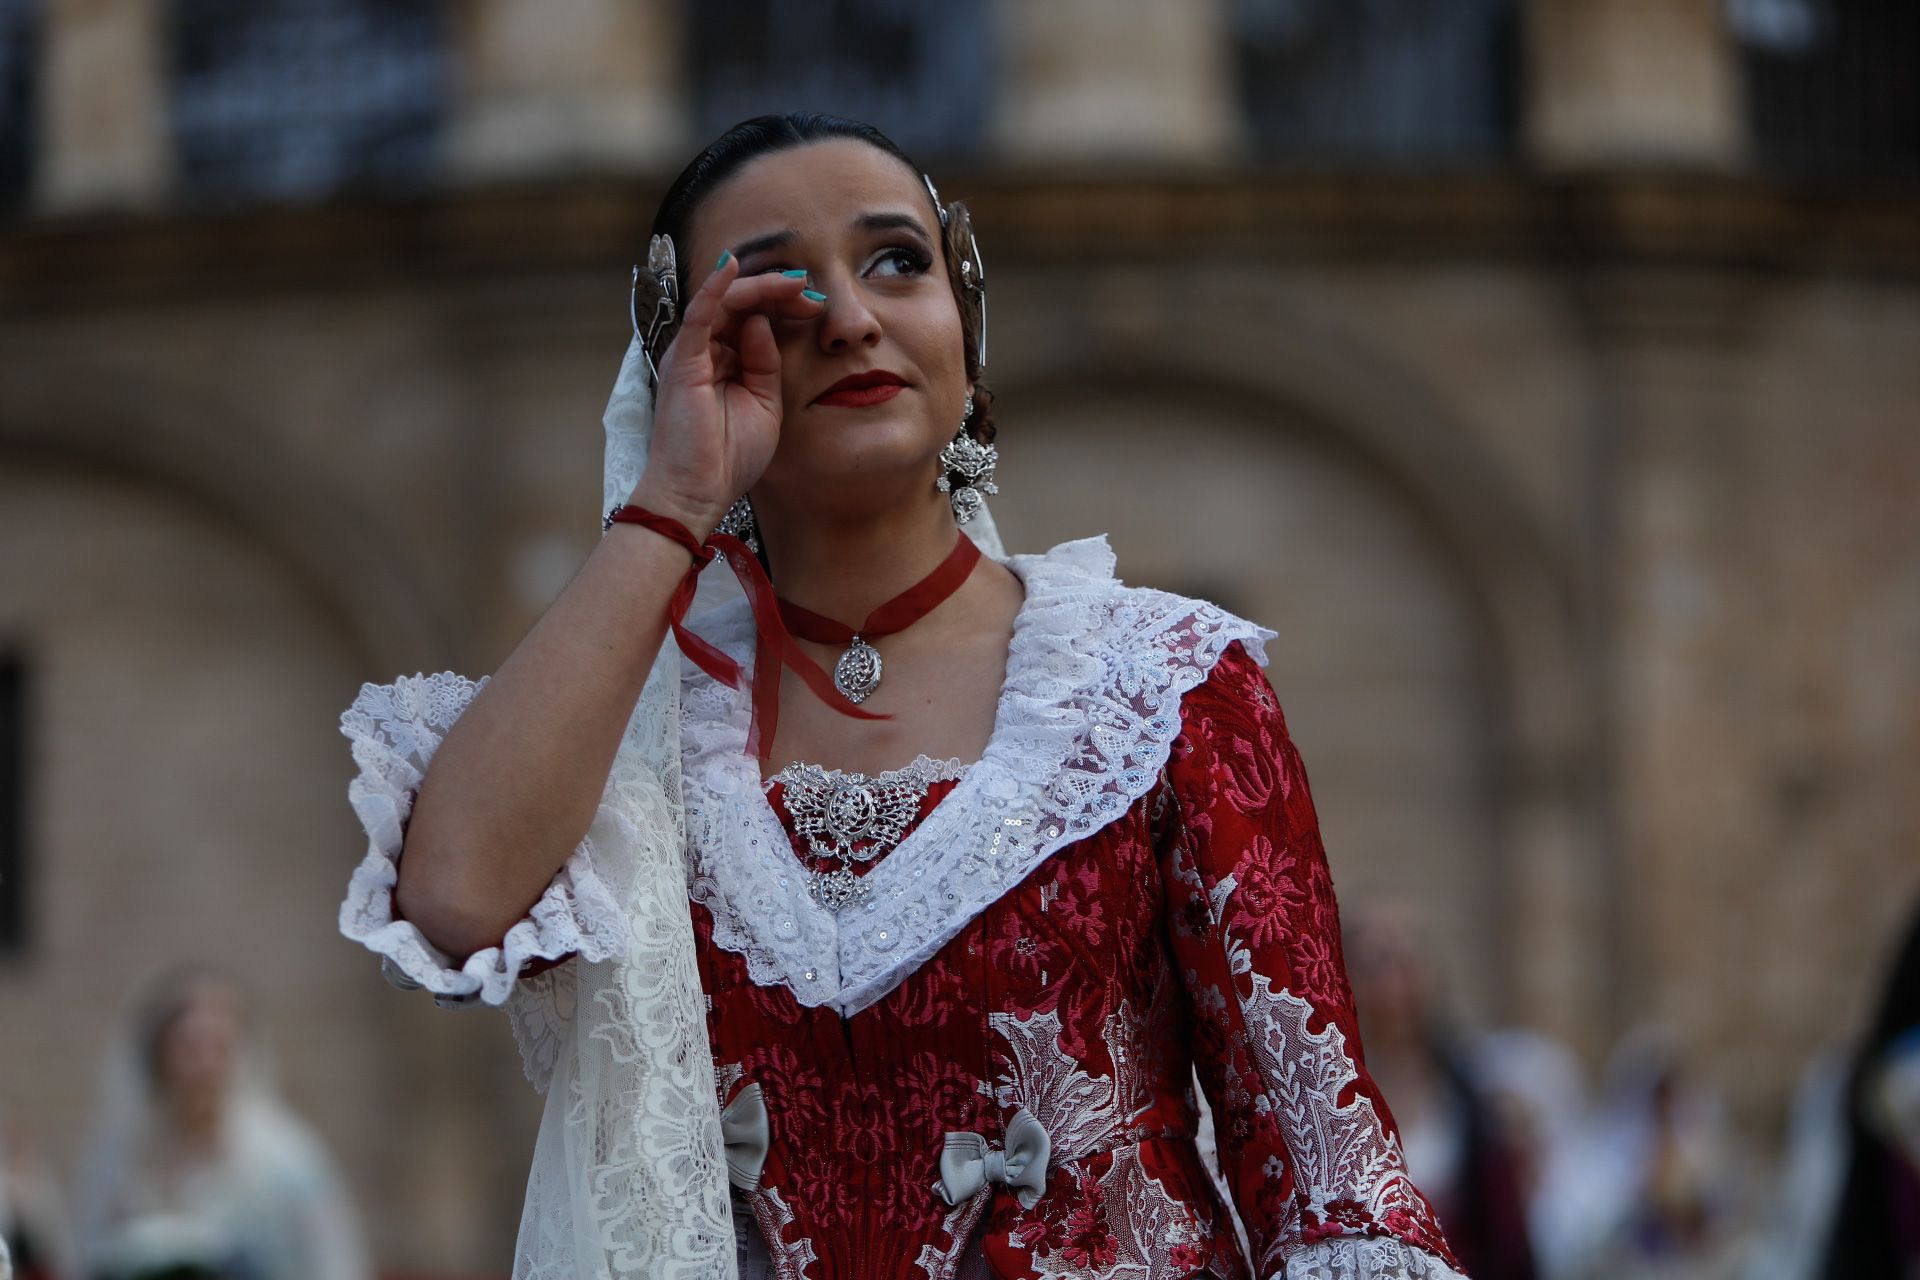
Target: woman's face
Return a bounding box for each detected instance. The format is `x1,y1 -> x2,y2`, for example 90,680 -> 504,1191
682,139 -> 967,525
155,985 -> 242,1121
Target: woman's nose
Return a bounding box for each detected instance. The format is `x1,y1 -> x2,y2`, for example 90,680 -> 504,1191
813,279 -> 881,352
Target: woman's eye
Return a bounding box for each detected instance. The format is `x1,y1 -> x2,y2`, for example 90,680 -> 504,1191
867,247 -> 931,278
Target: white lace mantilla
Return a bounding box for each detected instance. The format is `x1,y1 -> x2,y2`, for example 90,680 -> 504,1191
680,535 -> 1275,1017
336,336 -> 758,1277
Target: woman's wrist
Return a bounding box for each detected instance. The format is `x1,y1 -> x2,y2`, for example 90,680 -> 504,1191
621,481 -> 726,543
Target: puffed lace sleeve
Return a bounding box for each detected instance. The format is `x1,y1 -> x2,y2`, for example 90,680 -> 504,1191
337,673 -> 630,1085
1160,643 -> 1470,1279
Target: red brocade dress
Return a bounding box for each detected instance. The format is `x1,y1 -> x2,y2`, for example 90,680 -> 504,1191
675,540 -> 1464,1279
342,537 -> 1468,1279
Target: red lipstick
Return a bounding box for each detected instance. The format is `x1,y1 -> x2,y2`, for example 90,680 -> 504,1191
815,369 -> 907,408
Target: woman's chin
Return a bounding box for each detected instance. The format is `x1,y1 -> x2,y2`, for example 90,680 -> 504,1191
778,410 -> 944,476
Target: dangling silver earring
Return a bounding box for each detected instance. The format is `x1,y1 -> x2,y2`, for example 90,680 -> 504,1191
715,494 -> 759,551
936,394 -> 998,524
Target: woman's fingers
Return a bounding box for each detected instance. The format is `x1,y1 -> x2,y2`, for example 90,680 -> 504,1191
665,252 -> 741,383
734,313 -> 782,411
730,272 -> 827,318
667,260 -> 825,386
708,273 -> 826,347
658,255 -> 826,451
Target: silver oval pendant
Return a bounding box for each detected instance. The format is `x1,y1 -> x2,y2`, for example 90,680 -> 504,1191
834,638 -> 882,704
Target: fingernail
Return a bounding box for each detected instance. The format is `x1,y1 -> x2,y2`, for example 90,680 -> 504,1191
780,268 -> 808,278
714,250 -> 731,269
802,289 -> 826,302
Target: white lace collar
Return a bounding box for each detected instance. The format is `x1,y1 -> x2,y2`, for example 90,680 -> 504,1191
677,536 -> 1274,1017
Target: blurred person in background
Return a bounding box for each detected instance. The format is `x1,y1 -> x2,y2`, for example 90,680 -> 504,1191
1471,1030 -> 1592,1278
1816,898 -> 1920,1277
1348,902 -> 1538,1279
75,969 -> 370,1280
1545,1026 -> 1745,1280
0,1110 -> 75,1280
1745,1043 -> 1850,1280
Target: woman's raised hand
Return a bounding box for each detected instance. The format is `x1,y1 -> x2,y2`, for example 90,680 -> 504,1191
628,254 -> 824,536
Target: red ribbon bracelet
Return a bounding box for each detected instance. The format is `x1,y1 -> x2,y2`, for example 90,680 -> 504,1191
605,504 -> 883,760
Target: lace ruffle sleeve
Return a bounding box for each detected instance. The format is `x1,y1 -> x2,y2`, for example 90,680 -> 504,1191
1160,644 -> 1470,1279
337,673 -> 630,1042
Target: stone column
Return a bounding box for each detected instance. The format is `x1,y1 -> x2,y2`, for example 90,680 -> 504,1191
35,0 -> 172,213
1578,267 -> 1780,1121
445,0 -> 688,181
1527,0 -> 1745,168
989,0 -> 1241,163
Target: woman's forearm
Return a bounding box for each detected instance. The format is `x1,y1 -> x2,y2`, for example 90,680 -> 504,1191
395,254 -> 799,959
394,521 -> 694,958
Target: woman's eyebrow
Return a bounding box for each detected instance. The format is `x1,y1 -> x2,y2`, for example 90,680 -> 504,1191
730,229 -> 795,259
855,211 -> 933,244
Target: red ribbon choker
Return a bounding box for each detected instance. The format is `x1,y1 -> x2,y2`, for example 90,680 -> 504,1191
777,531 -> 982,706
605,505 -> 979,761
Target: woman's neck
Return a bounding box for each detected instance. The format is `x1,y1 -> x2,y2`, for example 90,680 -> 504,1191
758,491 -> 964,625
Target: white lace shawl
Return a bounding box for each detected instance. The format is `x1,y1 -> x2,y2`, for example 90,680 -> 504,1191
342,340 -> 736,1277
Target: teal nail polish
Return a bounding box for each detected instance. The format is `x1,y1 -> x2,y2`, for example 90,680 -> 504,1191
802,289 -> 827,302
714,250 -> 731,269
780,268 -> 808,278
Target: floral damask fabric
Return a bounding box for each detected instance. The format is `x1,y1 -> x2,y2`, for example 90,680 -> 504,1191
1159,647 -> 1463,1279
697,643 -> 1466,1279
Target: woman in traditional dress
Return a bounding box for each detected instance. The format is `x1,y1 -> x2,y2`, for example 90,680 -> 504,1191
340,112 -> 1468,1279
76,969 -> 371,1280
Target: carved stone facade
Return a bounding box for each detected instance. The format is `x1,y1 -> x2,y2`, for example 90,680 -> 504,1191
1,2 -> 1916,1268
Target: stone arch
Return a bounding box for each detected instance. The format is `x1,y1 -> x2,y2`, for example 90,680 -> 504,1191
993,277 -> 1582,761
0,354 -> 534,1262
986,283 -> 1601,1037
0,350 -> 452,671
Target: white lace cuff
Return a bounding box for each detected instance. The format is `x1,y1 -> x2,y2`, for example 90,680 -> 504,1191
1277,1236 -> 1470,1280
337,672 -> 631,1008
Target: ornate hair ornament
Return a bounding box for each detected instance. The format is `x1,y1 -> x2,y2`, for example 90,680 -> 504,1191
954,204 -> 987,373
924,174 -> 987,373
631,233 -> 680,388
922,173 -> 950,229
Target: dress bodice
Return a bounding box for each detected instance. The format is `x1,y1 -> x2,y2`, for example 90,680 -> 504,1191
693,644 -> 1462,1280
703,762 -> 1234,1277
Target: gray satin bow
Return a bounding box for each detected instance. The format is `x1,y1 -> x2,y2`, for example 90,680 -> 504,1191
721,1083 -> 770,1192
937,1107 -> 1051,1210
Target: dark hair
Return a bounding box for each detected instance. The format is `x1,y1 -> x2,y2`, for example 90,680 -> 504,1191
645,112 -> 993,443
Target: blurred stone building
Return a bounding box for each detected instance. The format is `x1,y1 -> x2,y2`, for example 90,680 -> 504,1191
1,0 -> 1917,1269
